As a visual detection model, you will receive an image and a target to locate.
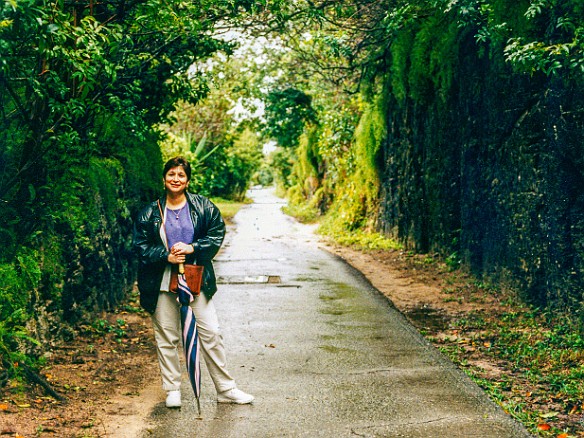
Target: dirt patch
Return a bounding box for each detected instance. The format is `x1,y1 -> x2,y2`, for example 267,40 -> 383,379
322,242 -> 509,317
0,299 -> 161,438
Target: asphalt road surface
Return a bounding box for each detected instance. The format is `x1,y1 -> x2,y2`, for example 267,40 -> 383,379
142,187 -> 531,438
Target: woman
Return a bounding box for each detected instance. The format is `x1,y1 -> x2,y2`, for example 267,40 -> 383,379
133,156 -> 254,407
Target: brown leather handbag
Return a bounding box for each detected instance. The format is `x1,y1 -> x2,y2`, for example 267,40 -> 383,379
169,264 -> 204,294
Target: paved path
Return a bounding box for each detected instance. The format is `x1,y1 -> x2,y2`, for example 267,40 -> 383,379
143,187 -> 531,437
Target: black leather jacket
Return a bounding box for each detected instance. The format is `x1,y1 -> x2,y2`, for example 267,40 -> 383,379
133,192 -> 226,313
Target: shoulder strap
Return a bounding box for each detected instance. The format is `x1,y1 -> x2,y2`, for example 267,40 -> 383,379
157,199 -> 165,225
157,200 -> 169,250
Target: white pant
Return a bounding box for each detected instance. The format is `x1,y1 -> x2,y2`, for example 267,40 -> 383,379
152,291 -> 236,393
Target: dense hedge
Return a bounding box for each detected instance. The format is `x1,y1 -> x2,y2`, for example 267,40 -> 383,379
0,0 -> 282,381
0,115 -> 162,364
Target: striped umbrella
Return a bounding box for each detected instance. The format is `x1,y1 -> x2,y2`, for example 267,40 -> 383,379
177,264 -> 201,415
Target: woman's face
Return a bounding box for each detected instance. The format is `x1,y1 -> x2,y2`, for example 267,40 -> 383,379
164,166 -> 189,195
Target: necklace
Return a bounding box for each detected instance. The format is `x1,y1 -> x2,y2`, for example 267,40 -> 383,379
168,204 -> 185,220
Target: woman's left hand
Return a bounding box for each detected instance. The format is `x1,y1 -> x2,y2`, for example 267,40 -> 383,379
171,242 -> 194,255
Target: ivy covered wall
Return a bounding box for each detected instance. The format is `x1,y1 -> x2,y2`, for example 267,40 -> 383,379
377,8 -> 584,310
278,1 -> 584,312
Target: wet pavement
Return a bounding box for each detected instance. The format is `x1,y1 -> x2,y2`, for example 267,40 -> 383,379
142,187 -> 531,437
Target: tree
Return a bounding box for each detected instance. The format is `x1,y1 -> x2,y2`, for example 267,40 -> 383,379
264,87 -> 317,148
0,0 -> 286,386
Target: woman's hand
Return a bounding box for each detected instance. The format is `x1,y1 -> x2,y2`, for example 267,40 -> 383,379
169,242 -> 195,263
168,252 -> 186,264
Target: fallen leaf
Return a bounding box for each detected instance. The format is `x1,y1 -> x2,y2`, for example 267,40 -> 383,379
541,411 -> 559,419
0,403 -> 8,411
16,403 -> 30,408
557,433 -> 568,438
265,344 -> 276,348
569,405 -> 578,415
537,423 -> 551,431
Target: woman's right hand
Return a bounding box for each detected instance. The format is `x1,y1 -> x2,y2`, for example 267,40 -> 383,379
168,252 -> 186,264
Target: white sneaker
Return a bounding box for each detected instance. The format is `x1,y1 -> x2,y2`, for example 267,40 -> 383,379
217,388 -> 254,404
165,390 -> 181,408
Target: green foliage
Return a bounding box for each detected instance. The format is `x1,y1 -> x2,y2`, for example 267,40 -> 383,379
281,127 -> 323,218
503,0 -> 584,75
252,162 -> 275,186
0,0 -> 282,386
316,87 -> 386,235
159,35 -> 273,200
283,185 -> 322,223
352,89 -> 385,200
441,307 -> 584,435
161,102 -> 264,200
90,318 -> 127,342
276,0 -> 584,319
0,249 -> 40,323
199,128 -> 263,201
273,85 -> 362,227
0,248 -> 41,379
390,29 -> 416,105
320,228 -> 402,251
268,147 -> 296,193
264,88 -> 317,148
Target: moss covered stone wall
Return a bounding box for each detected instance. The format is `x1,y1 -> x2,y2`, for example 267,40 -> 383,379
378,23 -> 584,309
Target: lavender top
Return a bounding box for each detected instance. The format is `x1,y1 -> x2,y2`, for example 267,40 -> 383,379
165,203 -> 194,248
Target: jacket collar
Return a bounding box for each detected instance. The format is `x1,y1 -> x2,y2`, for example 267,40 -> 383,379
158,192 -> 194,215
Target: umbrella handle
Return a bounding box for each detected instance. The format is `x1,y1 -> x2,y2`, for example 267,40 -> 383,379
179,263 -> 185,274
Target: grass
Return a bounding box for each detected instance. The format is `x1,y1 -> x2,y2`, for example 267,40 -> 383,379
282,203 -> 320,223
212,197 -> 251,224
434,298 -> 584,437
319,227 -> 403,251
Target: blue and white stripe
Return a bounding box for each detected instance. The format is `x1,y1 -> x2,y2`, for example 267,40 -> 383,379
178,274 -> 201,402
